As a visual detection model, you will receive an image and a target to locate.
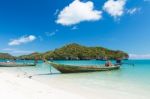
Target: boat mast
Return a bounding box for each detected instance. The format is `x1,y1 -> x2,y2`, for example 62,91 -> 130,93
34,56 -> 38,65
50,63 -> 52,74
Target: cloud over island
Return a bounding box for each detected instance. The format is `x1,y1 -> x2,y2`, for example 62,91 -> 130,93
56,0 -> 139,26
2,48 -> 33,56
129,54 -> 150,59
8,35 -> 36,46
56,0 -> 102,26
103,0 -> 126,18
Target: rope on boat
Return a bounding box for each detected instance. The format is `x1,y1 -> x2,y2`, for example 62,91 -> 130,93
43,59 -> 53,74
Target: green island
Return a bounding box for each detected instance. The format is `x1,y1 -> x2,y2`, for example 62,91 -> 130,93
0,43 -> 129,60
0,53 -> 14,59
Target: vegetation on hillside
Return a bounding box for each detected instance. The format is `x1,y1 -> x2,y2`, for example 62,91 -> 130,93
18,43 -> 129,60
0,53 -> 14,59
18,52 -> 43,60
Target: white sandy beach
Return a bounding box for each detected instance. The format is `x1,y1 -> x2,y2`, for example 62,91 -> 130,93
0,70 -> 85,99
0,68 -> 149,99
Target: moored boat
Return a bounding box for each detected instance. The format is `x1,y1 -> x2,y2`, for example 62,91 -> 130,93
0,59 -> 38,67
0,62 -> 36,67
45,60 -> 120,73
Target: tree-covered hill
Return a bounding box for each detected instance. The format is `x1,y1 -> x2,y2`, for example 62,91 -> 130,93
18,43 -> 129,60
0,53 -> 14,59
18,52 -> 43,60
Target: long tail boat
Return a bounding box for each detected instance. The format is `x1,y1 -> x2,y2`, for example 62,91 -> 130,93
0,58 -> 39,67
0,62 -> 36,67
0,59 -> 38,67
44,60 -> 120,73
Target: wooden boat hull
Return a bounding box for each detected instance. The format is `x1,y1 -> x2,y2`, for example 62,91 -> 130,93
0,63 -> 36,67
46,61 -> 120,73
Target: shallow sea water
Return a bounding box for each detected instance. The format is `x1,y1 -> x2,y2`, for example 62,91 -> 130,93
1,60 -> 150,99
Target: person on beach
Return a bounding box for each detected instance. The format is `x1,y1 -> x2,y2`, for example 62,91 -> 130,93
115,58 -> 122,65
105,60 -> 113,67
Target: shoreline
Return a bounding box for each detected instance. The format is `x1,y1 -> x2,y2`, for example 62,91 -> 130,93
0,69 -> 85,99
0,64 -> 149,99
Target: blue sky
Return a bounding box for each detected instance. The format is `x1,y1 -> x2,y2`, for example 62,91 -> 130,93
0,0 -> 150,58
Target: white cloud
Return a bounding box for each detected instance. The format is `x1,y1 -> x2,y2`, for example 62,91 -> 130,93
129,54 -> 150,59
2,48 -> 14,51
127,8 -> 141,15
8,35 -> 36,46
54,9 -> 59,16
56,0 -> 102,26
71,26 -> 78,30
45,32 -> 56,37
2,48 -> 33,56
45,29 -> 58,37
103,0 -> 126,18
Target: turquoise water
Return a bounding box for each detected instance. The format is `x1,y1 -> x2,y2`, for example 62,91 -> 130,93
1,59 -> 150,84
1,60 -> 150,98
51,60 -> 150,86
